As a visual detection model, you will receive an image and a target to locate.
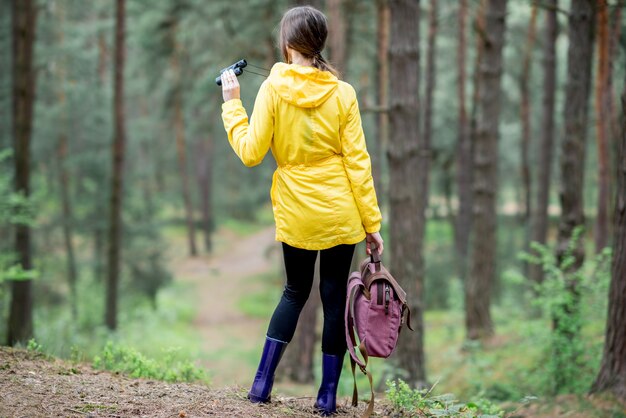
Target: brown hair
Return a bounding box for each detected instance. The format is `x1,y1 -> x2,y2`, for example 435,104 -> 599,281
278,6 -> 339,77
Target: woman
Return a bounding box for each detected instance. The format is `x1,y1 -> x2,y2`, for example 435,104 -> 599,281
220,5 -> 383,416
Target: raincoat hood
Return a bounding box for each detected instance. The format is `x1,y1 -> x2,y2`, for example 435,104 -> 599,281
268,62 -> 338,108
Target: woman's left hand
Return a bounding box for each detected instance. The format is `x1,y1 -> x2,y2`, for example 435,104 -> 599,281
221,69 -> 241,102
366,231 -> 384,256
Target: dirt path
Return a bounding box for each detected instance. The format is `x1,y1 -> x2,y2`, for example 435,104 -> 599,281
170,226 -> 281,387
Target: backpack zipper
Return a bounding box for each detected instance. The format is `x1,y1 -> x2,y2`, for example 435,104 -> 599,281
384,284 -> 390,315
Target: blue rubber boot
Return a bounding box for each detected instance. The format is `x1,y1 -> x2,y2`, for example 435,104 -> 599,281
314,352 -> 345,416
248,336 -> 288,403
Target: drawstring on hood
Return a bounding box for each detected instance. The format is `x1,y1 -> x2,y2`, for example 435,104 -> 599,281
268,62 -> 338,108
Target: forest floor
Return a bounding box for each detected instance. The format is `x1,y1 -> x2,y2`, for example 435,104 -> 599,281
0,346 -> 380,417
0,318 -> 622,418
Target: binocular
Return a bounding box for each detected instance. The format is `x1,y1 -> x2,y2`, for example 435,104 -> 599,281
215,59 -> 247,86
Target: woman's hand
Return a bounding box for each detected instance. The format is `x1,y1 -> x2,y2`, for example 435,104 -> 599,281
366,232 -> 384,256
221,69 -> 240,102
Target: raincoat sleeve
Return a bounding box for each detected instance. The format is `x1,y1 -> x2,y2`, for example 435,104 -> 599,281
341,95 -> 382,234
221,80 -> 274,167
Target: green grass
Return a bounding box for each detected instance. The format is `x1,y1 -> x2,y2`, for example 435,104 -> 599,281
218,204 -> 275,237
28,278 -> 209,384
93,340 -> 208,383
237,271 -> 283,319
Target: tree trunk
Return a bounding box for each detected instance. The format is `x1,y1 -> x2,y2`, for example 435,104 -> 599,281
556,0 -> 595,279
608,7 -> 621,181
98,31 -> 108,85
195,136 -> 214,253
529,0 -> 558,286
94,229 -> 104,282
594,0 -> 610,253
58,134 -> 78,319
554,0 -> 595,391
388,0 -> 427,387
105,0 -> 127,331
327,0 -> 347,76
519,4 -> 538,227
455,0 -> 483,284
94,16 -> 108,285
8,0 -> 37,346
466,0 -> 507,341
55,1 -> 78,320
590,71 -> 626,403
172,49 -> 198,257
373,0 -> 389,205
422,0 -> 437,179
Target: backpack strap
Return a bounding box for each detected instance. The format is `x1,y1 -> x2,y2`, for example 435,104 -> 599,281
348,341 -> 375,418
403,304 -> 414,331
345,274 -> 375,418
370,248 -> 381,265
345,274 -> 366,369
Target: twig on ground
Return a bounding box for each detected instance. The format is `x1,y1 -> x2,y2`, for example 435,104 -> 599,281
64,407 -> 88,415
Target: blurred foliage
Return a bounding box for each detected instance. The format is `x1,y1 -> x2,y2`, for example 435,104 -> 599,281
0,1 -> 624,414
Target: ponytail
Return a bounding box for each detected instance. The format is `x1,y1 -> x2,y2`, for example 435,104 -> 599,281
312,53 -> 340,78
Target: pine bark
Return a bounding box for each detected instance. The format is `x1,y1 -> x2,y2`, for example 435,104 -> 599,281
8,0 -> 37,346
327,0 -> 347,75
590,70 -> 626,403
195,137 -> 214,253
97,32 -> 108,85
554,0 -> 595,390
422,0 -> 437,181
455,0 -> 482,284
594,0 -> 610,252
58,134 -> 78,319
105,0 -> 127,331
94,229 -> 104,282
55,2 -> 78,320
608,7 -> 621,173
170,30 -> 198,257
466,0 -> 507,341
172,46 -> 198,257
529,0 -> 558,285
519,5 -> 538,226
388,0 -> 427,386
556,0 -> 594,273
373,0 -> 390,204
94,23 -> 108,284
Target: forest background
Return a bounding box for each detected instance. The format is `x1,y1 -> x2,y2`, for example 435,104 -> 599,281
2,0 -> 626,416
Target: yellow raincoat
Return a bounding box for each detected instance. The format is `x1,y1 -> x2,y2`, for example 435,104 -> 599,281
221,62 -> 381,250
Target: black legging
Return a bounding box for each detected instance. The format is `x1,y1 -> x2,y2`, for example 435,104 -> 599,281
267,242 -> 355,355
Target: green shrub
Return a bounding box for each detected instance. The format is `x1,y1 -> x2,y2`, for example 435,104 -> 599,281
385,379 -> 504,418
93,341 -> 208,384
27,338 -> 44,353
521,227 -> 611,395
